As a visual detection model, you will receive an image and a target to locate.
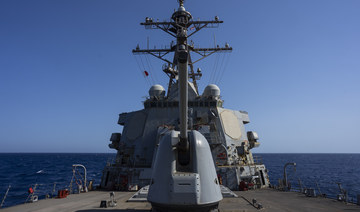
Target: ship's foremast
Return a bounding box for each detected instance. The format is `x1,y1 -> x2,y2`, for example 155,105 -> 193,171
132,0 -> 232,95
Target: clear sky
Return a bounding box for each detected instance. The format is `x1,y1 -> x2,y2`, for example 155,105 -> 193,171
0,0 -> 359,153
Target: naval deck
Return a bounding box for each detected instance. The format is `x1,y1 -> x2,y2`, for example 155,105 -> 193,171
2,188 -> 360,212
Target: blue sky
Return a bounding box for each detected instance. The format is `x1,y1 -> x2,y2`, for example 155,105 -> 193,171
0,0 -> 359,153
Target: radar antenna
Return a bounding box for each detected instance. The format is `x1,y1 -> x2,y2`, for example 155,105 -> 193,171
178,0 -> 184,7
132,1 -> 232,95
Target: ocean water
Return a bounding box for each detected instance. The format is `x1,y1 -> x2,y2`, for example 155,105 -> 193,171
0,153 -> 116,208
0,153 -> 359,208
259,153 -> 360,202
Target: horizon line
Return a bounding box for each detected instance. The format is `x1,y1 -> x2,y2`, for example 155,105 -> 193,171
0,152 -> 359,154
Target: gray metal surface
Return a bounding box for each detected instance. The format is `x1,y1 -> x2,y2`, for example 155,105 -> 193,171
178,57 -> 189,147
147,130 -> 222,208
2,189 -> 360,212
128,185 -> 238,202
128,185 -> 149,202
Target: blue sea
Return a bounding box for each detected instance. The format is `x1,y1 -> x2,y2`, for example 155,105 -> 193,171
0,153 -> 359,208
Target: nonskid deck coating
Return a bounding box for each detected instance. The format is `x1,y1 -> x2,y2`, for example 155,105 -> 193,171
2,188 -> 360,212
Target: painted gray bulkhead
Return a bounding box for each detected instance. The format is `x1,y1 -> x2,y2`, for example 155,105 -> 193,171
101,83 -> 270,191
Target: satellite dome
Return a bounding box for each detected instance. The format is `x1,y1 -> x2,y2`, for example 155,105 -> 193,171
203,84 -> 220,98
149,84 -> 165,98
178,6 -> 186,12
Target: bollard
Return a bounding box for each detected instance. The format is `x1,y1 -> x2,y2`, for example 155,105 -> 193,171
306,189 -> 316,197
109,192 -> 117,207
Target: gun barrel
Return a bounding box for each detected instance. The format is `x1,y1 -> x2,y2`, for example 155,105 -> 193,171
178,49 -> 188,151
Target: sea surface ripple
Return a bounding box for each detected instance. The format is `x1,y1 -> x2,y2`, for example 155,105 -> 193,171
0,153 -> 359,208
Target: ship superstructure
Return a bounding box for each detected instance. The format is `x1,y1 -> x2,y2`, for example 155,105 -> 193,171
100,0 -> 269,192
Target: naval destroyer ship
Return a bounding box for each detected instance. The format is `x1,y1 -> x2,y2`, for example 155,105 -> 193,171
2,1 -> 360,211
100,0 -> 269,196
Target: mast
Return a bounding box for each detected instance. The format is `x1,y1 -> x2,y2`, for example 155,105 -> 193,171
132,0 -> 232,151
132,0 -> 232,95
